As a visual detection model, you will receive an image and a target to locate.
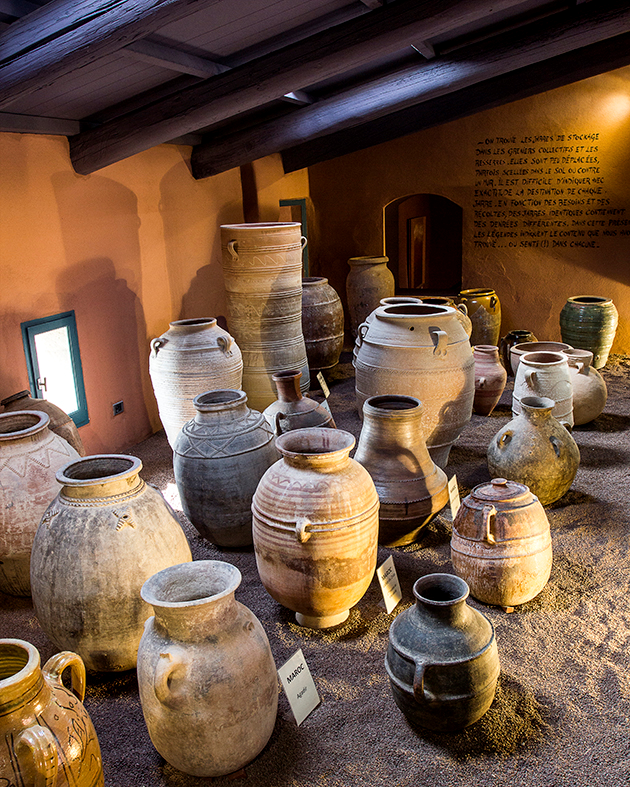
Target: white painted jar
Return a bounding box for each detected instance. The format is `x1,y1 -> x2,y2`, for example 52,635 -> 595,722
512,350 -> 573,428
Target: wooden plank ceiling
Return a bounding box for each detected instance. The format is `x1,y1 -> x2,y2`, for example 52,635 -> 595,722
1,0 -> 630,178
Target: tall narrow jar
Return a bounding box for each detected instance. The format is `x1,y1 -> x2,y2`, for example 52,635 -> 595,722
137,561 -> 278,778
174,390 -> 278,547
30,455 -> 192,671
354,395 -> 448,546
221,222 -> 310,411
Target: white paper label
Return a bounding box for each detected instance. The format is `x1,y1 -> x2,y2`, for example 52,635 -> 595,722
316,371 -> 330,398
448,474 -> 461,519
377,555 -> 402,614
319,397 -> 332,416
277,649 -> 320,726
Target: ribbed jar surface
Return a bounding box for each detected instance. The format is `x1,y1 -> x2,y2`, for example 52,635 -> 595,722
559,295 -> 618,368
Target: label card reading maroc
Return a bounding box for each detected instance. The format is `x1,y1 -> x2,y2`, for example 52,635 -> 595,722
448,474 -> 461,519
278,649 -> 321,726
377,555 -> 402,614
316,372 -> 331,398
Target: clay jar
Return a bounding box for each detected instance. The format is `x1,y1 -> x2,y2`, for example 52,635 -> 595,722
488,396 -> 580,506
510,340 -> 572,376
149,318 -> 243,448
354,395 -> 448,546
1,390 -> 85,455
252,428 -> 379,628
420,297 -> 473,338
499,330 -> 537,374
457,288 -> 501,346
560,295 -> 618,368
137,561 -> 278,778
0,411 -> 80,596
354,303 -> 474,467
353,297 -> 422,361
562,348 -> 607,425
513,351 -> 574,428
473,345 -> 507,416
0,639 -> 104,787
451,478 -> 552,607
263,369 -> 335,434
385,573 -> 500,731
301,277 -> 344,372
30,455 -> 192,671
346,256 -> 395,337
221,222 -> 310,411
173,390 -> 278,547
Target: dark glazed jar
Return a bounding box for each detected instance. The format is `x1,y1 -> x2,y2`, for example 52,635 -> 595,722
385,573 -> 500,731
499,330 -> 537,374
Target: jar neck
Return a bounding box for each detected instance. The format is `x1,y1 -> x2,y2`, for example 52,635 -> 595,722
416,597 -> 469,627
0,644 -> 49,716
153,592 -> 238,642
274,373 -> 302,403
194,399 -> 249,426
361,407 -> 424,450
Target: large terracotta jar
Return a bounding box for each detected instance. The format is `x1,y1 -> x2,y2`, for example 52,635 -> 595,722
30,455 -> 192,672
560,295 -> 618,368
1,390 -> 85,455
457,288 -> 501,346
354,303 -> 474,467
0,639 -> 104,787
149,318 -> 243,448
346,256 -> 395,337
488,396 -> 580,506
385,573 -> 500,731
513,350 -> 574,428
451,478 -> 552,607
301,277 -> 344,372
252,428 -> 379,628
220,222 -> 309,411
137,561 -> 278,778
263,369 -> 335,434
0,411 -> 80,596
473,345 -> 507,416
498,330 -> 537,375
354,395 -> 448,547
562,348 -> 607,425
173,390 -> 278,547
510,340 -> 572,376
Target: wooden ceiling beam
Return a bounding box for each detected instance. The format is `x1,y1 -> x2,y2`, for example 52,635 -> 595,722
0,0 -> 222,109
68,0 -> 529,174
190,0 -> 630,179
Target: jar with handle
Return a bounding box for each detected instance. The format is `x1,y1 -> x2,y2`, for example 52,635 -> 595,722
473,345 -> 507,416
510,340 -> 572,376
513,350 -> 574,428
457,288 -> 501,345
562,348 -> 607,425
0,639 -> 104,787
263,369 -> 335,434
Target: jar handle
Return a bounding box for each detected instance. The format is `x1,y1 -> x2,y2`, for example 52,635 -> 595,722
274,411 -> 286,436
476,376 -> 486,389
413,662 -> 436,704
498,430 -> 512,449
227,239 -> 239,259
217,334 -> 234,355
457,303 -> 468,316
525,369 -> 538,388
295,517 -> 312,543
575,361 -> 586,375
150,337 -> 167,357
300,236 -> 308,250
356,321 -> 369,348
490,295 -> 498,308
43,651 -> 86,702
430,328 -> 448,357
154,649 -> 187,706
482,504 -> 497,544
15,726 -> 59,787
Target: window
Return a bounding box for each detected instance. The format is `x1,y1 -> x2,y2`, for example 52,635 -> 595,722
21,311 -> 89,427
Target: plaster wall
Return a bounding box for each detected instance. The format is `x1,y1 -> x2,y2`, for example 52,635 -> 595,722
308,66 -> 630,355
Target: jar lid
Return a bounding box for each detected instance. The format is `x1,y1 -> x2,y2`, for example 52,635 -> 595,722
470,477 -> 530,503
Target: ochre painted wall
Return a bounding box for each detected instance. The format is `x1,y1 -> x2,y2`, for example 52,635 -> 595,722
0,134 -> 309,453
308,66 -> 630,355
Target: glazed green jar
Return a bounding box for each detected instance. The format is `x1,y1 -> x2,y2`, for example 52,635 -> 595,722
559,296 -> 618,368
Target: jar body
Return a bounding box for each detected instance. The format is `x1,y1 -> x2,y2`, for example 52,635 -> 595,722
149,318 -> 243,447
487,397 -> 580,506
302,277 -> 344,371
560,295 -> 618,368
346,256 -> 395,337
354,304 -> 474,467
31,455 -> 192,671
252,428 -> 379,628
0,411 -> 80,596
221,222 -> 309,411
513,351 -> 573,428
457,288 -> 501,346
473,345 -> 507,416
0,639 -> 104,787
563,349 -> 607,425
174,391 -> 278,546
385,574 -> 500,731
354,395 -> 448,546
137,561 -> 278,778
1,390 -> 85,455
263,370 -> 335,434
451,478 -> 552,606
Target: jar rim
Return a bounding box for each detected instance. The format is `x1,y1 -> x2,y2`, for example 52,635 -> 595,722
276,427 -> 355,458
0,639 -> 38,689
413,573 -> 469,605
141,560 -> 241,609
194,389 -> 246,411
57,454 -> 141,486
0,410 -> 50,440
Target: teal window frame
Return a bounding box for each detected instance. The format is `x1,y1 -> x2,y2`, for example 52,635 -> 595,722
280,198 -> 309,276
21,310 -> 89,427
